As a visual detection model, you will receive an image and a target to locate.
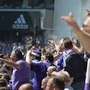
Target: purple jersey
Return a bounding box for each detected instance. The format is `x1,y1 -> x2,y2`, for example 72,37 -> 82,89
43,60 -> 55,68
84,83 -> 90,90
31,60 -> 47,90
11,60 -> 30,90
84,59 -> 90,90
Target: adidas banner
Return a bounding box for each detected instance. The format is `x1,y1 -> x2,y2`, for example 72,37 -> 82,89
0,11 -> 33,30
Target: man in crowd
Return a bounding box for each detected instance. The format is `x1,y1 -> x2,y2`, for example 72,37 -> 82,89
61,10 -> 90,90
0,49 -> 31,90
26,48 -> 47,90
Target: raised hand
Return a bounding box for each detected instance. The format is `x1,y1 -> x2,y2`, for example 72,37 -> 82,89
60,12 -> 90,53
61,12 -> 78,28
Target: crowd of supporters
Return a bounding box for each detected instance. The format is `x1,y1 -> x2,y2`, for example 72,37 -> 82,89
0,37 -> 89,90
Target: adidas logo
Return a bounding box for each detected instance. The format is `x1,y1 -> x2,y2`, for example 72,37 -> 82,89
12,14 -> 29,29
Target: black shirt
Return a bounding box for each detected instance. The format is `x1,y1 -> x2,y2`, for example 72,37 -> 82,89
65,53 -> 86,83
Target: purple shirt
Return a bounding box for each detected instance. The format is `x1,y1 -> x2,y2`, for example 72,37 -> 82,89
43,60 -> 55,68
84,83 -> 90,90
31,60 -> 47,90
11,60 -> 30,90
84,59 -> 90,90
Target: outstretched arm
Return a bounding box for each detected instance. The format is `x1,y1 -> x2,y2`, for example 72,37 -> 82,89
61,13 -> 90,37
61,13 -> 90,53
61,13 -> 81,32
0,58 -> 19,69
